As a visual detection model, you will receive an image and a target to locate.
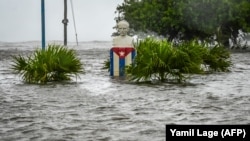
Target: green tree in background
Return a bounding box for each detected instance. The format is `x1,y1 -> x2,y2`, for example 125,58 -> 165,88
115,0 -> 250,47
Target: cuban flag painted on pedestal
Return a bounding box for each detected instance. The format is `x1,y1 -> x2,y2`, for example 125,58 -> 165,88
110,47 -> 136,76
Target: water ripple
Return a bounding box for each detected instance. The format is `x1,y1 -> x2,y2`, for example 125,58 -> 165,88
0,44 -> 250,141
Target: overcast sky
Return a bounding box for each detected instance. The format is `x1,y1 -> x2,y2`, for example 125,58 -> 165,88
0,0 -> 124,42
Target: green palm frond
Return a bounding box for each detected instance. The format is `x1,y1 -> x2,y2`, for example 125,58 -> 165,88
11,44 -> 84,84
203,45 -> 232,72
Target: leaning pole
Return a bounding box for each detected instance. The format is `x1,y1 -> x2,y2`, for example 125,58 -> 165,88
41,0 -> 46,50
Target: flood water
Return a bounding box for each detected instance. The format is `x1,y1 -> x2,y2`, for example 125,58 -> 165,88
0,41 -> 250,141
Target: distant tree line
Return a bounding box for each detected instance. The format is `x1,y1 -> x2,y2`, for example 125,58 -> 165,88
114,0 -> 250,47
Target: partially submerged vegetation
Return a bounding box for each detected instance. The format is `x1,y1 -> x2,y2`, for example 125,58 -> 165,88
11,44 -> 84,84
104,38 -> 232,83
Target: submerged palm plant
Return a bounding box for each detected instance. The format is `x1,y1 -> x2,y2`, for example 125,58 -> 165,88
11,44 -> 84,84
102,58 -> 110,72
203,45 -> 232,72
126,38 -> 232,83
127,38 -> 205,82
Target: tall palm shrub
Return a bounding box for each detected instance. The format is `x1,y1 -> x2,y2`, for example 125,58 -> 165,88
11,44 -> 84,84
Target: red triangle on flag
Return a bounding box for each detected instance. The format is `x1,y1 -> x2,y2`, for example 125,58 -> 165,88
112,47 -> 135,58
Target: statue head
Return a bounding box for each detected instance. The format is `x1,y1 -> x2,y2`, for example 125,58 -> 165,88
117,20 -> 130,36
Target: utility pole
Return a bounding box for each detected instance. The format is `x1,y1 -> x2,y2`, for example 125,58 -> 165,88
62,0 -> 68,46
41,0 -> 46,50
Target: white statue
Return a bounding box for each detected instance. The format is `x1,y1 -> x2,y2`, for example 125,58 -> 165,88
112,20 -> 134,47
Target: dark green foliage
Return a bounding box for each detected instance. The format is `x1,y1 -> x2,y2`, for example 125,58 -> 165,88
127,38 -> 206,83
11,44 -> 84,84
102,58 -> 110,72
203,45 -> 232,72
175,40 -> 208,74
115,0 -> 250,46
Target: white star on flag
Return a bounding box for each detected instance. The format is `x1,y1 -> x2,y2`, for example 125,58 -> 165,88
119,51 -> 125,56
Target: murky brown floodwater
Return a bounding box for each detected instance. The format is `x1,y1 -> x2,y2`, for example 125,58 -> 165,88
0,41 -> 250,141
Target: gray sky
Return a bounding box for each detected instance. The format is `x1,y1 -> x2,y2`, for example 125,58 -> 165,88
0,0 -> 124,42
